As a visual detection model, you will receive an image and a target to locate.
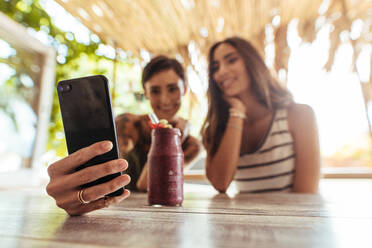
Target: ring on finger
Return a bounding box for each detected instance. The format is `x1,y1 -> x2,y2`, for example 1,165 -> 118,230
78,189 -> 90,204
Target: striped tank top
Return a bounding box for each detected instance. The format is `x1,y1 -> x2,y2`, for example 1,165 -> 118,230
234,108 -> 295,193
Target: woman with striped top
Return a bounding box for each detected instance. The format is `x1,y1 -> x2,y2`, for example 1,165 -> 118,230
201,37 -> 320,194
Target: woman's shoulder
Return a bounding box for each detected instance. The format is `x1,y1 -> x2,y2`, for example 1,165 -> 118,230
286,103 -> 316,134
287,103 -> 315,119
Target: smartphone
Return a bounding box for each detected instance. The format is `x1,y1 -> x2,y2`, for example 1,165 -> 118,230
57,75 -> 123,197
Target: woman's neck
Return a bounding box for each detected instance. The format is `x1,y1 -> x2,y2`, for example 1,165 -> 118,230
237,91 -> 271,125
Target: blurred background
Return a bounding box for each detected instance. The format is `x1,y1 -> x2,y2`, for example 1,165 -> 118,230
0,0 -> 371,180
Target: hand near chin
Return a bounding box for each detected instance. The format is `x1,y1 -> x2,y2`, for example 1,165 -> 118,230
223,96 -> 245,113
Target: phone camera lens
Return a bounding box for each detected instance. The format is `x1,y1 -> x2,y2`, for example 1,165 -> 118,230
58,84 -> 71,92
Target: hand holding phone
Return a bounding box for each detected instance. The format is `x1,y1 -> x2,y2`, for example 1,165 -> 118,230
57,75 -> 125,195
46,141 -> 131,216
46,75 -> 131,215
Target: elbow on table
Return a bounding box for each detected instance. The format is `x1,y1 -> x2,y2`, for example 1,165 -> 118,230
206,171 -> 230,193
293,183 -> 319,194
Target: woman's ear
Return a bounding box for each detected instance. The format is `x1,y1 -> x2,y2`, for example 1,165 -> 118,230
143,83 -> 150,99
144,89 -> 150,99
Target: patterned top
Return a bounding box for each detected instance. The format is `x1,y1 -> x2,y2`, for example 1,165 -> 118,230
234,108 -> 295,193
115,113 -> 201,190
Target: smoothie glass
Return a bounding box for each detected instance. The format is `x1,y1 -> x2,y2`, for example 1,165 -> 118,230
147,128 -> 184,206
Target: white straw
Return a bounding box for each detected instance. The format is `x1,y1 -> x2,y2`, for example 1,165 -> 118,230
148,113 -> 159,124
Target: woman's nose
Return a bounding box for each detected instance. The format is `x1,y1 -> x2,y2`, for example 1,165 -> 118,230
215,63 -> 227,79
160,92 -> 171,104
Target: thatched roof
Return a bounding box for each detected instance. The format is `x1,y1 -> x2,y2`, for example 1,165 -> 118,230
55,0 -> 371,76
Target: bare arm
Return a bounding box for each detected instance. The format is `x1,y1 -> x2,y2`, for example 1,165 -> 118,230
175,119 -> 202,166
205,98 -> 245,193
136,162 -> 148,191
288,104 -> 321,193
183,135 -> 202,166
206,116 -> 243,193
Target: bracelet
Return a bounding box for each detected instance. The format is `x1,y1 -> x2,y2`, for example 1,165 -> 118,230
229,108 -> 246,119
226,123 -> 243,131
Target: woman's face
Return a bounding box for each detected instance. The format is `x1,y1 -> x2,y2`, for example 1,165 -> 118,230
144,69 -> 184,121
211,43 -> 250,97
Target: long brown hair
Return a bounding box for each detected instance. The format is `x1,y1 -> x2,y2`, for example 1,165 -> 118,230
201,37 -> 293,156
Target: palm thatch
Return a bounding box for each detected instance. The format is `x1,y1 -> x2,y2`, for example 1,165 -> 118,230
55,0 -> 371,76
55,0 -> 372,132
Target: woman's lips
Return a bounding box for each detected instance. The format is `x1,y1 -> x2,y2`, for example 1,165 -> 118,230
158,106 -> 175,112
221,78 -> 235,90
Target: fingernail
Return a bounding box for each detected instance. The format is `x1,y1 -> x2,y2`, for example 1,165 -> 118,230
102,141 -> 113,150
117,159 -> 126,170
123,174 -> 131,184
124,190 -> 130,198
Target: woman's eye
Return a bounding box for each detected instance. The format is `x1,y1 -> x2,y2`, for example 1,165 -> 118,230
151,89 -> 160,95
169,87 -> 179,93
227,57 -> 238,64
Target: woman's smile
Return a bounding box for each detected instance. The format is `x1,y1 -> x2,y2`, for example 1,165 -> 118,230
219,77 -> 237,90
157,104 -> 177,113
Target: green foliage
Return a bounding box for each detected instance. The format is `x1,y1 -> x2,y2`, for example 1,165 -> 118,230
0,0 -> 148,158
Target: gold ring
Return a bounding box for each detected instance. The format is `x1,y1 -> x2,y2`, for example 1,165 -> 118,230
78,189 -> 89,204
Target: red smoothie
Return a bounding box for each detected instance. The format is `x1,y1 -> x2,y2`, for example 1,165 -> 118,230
147,128 -> 184,206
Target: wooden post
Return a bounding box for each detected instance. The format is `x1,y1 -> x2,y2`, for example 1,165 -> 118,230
0,12 -> 56,169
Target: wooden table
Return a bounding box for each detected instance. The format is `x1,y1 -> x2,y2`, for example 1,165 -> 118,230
0,180 -> 371,248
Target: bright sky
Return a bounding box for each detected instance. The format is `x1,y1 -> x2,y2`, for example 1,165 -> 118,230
39,0 -> 91,45
286,20 -> 370,156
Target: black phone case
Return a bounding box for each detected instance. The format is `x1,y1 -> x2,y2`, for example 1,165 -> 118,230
57,75 -> 123,197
